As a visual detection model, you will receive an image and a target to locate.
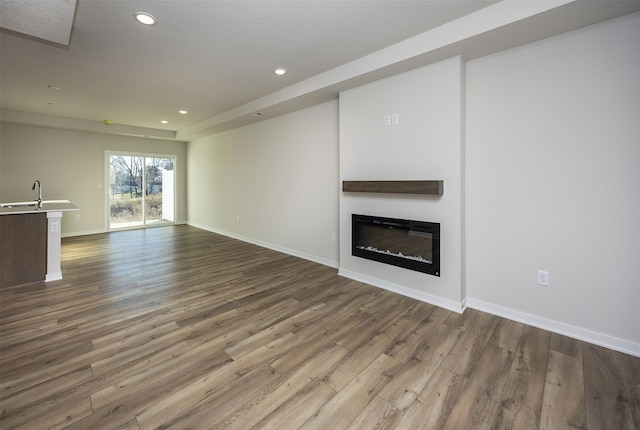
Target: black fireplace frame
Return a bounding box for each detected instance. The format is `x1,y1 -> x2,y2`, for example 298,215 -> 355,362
352,214 -> 440,277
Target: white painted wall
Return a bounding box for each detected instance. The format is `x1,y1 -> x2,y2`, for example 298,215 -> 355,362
0,124 -> 187,236
465,13 -> 640,352
187,100 -> 340,267
339,57 -> 464,310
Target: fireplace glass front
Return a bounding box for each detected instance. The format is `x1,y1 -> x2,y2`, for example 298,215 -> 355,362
352,214 -> 440,276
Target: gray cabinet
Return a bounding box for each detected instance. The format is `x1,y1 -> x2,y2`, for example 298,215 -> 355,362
0,213 -> 47,288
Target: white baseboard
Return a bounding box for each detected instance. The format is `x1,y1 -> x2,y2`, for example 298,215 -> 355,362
45,272 -> 62,282
62,228 -> 106,238
466,298 -> 640,358
62,221 -> 188,238
337,268 -> 465,314
188,222 -> 339,269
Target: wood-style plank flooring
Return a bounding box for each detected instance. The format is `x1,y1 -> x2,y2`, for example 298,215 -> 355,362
1,225 -> 638,429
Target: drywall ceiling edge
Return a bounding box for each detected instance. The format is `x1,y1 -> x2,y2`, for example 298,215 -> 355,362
177,0 -> 640,141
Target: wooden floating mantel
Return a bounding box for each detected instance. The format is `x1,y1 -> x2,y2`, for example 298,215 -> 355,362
342,180 -> 444,196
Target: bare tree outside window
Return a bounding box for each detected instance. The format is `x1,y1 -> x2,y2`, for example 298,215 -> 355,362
109,154 -> 175,229
111,156 -> 143,197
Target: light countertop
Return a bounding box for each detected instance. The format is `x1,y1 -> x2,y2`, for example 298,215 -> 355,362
0,200 -> 79,215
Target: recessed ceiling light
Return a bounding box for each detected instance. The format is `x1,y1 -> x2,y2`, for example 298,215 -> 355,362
252,112 -> 264,117
47,102 -> 59,107
134,12 -> 156,25
178,110 -> 188,115
274,68 -> 287,76
48,86 -> 61,91
161,120 -> 168,124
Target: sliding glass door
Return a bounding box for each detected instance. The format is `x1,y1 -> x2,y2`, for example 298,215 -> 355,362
108,152 -> 175,230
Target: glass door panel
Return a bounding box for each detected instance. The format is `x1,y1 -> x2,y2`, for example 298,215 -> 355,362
109,154 -> 175,230
109,155 -> 143,229
145,157 -> 175,224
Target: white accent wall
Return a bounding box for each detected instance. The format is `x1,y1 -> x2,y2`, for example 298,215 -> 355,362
465,12 -> 640,353
338,57 -> 465,312
187,101 -> 340,268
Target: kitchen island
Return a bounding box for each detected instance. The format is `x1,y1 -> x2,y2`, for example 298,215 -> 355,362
0,201 -> 78,288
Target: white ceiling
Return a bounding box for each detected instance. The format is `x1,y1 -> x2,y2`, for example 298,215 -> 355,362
1,0 -> 639,141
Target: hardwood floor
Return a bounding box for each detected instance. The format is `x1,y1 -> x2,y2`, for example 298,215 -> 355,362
1,225 -> 638,429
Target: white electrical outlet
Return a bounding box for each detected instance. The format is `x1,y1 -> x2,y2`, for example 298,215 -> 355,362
384,115 -> 391,127
537,270 -> 549,286
391,113 -> 399,125
330,233 -> 336,242
236,215 -> 240,223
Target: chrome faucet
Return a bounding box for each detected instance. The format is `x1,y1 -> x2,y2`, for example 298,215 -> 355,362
32,180 -> 42,208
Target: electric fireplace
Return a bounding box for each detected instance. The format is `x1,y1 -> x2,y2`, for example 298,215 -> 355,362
352,214 -> 440,276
